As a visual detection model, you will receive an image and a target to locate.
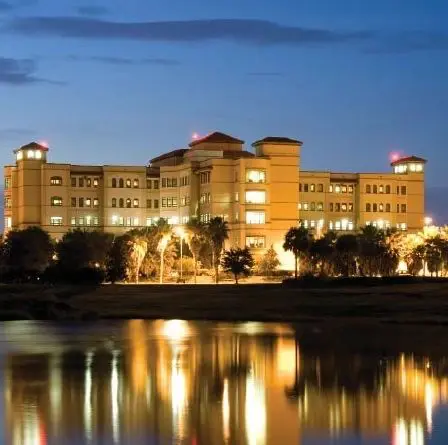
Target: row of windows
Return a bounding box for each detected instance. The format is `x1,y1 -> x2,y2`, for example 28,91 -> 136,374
4,197 -> 11,208
69,197 -> 100,208
300,183 -> 355,194
111,198 -> 141,208
180,175 -> 190,187
147,179 -> 160,189
17,149 -> 43,161
365,184 -> 407,195
180,196 -> 191,207
146,199 -> 160,209
365,203 -> 392,213
246,170 -> 265,184
161,197 -> 178,208
300,202 -> 324,211
162,177 -> 179,188
71,216 -> 99,226
4,177 -> 11,189
394,163 -> 423,174
330,203 -> 354,213
200,171 -> 211,184
111,216 -> 140,227
71,177 -> 100,188
200,193 -> 211,204
112,178 -> 139,189
246,236 -> 266,249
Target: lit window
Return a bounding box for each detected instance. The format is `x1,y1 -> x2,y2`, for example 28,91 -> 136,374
112,215 -> 119,225
348,203 -> 353,212
182,216 -> 190,224
50,216 -> 63,226
133,198 -> 139,208
379,185 -> 384,194
168,216 -> 179,225
4,177 -> 11,189
246,236 -> 265,248
310,220 -> 316,228
51,196 -> 63,206
27,150 -> 35,159
329,221 -> 334,230
5,217 -> 12,229
348,185 -> 354,193
93,198 -> 99,207
87,178 -> 92,187
329,185 -> 333,193
126,179 -> 132,188
415,164 -> 423,172
317,202 -> 324,211
93,217 -> 99,226
126,198 -> 132,208
302,220 -> 309,228
71,217 -> 76,225
85,198 -> 92,207
335,221 -> 341,230
303,202 -> 309,211
235,192 -> 239,202
85,216 -> 92,226
133,217 -> 139,226
310,184 -> 315,192
310,202 -> 316,211
112,198 -> 117,208
93,178 -> 99,187
79,217 -> 84,226
341,185 -> 347,193
50,176 -> 62,186
246,211 -> 265,224
35,150 -> 42,159
246,170 -> 266,184
335,185 -> 341,193
379,203 -> 384,212
245,190 -> 266,204
16,151 -> 23,161
341,203 -> 347,212
133,179 -> 139,188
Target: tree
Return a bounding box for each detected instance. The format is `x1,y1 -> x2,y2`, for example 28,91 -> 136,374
126,236 -> 148,283
334,234 -> 358,277
310,232 -> 336,277
283,226 -> 312,279
186,217 -> 207,283
57,229 -> 113,271
256,246 -> 280,278
207,217 -> 229,284
357,225 -> 384,276
221,247 -> 254,284
425,236 -> 444,277
106,235 -> 131,283
406,244 -> 425,276
2,226 -> 53,280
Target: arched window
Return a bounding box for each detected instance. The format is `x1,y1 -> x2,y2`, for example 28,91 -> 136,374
119,178 -> 124,188
119,198 -> 124,208
385,185 -> 391,194
379,203 -> 384,212
133,179 -> 139,188
126,198 -> 132,208
51,196 -> 63,206
126,178 -> 132,188
373,185 -> 378,194
373,203 -> 378,212
386,203 -> 391,212
133,198 -> 139,208
112,198 -> 117,208
112,178 -> 117,188
50,176 -> 62,186
366,203 -> 371,212
366,185 -> 371,193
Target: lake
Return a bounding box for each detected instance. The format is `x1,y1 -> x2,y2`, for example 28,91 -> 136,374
0,320 -> 447,444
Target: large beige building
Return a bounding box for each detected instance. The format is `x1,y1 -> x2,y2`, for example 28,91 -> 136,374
3,131 -> 426,263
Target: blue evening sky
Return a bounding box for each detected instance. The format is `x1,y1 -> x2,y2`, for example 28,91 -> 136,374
1,0 -> 447,191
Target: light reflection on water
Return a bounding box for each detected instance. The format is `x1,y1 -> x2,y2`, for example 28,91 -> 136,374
0,320 -> 448,444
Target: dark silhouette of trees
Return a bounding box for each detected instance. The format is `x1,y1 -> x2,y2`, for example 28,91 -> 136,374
221,247 -> 254,284
207,217 -> 229,284
283,226 -> 313,279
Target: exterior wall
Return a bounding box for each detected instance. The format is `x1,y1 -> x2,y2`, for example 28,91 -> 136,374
3,136 -> 426,270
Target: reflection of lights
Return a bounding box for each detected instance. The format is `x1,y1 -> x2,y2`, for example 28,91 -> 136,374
50,354 -> 61,433
425,382 -> 433,434
84,351 -> 94,443
21,403 -> 40,445
171,352 -> 187,441
393,419 -> 408,445
223,379 -> 230,443
111,351 -> 120,444
129,320 -> 148,394
276,338 -> 297,379
163,320 -> 189,342
245,367 -> 266,445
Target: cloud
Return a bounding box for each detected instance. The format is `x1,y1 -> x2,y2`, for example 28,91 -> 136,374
76,5 -> 108,17
67,55 -> 180,66
5,17 -> 374,46
0,56 -> 64,85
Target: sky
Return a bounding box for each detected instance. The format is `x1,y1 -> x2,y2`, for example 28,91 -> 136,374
1,0 -> 447,216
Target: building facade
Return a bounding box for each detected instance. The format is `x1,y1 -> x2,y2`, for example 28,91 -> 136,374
3,132 -> 426,262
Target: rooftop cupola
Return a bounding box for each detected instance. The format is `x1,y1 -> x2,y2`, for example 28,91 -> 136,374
14,141 -> 48,163
391,155 -> 426,174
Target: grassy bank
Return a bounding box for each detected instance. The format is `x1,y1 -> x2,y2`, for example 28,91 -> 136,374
1,279 -> 448,323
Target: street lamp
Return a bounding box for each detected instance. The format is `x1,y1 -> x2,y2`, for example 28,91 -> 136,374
158,236 -> 169,284
175,226 -> 185,283
424,216 -> 433,227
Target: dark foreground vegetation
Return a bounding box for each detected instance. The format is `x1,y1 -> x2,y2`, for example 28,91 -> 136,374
1,277 -> 448,322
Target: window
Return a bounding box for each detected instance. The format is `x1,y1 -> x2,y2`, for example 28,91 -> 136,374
119,178 -> 124,188
16,151 -> 23,161
379,185 -> 384,194
93,217 -> 99,226
299,184 -> 302,192
126,198 -> 132,208
86,178 -> 92,187
310,202 -> 316,211
235,192 -> 239,202
50,216 -> 63,226
317,202 -> 324,211
398,223 -> 407,231
302,202 -> 309,211
162,178 -> 167,188
386,204 -> 391,212
246,170 -> 265,184
147,199 -> 152,209
394,164 -> 407,174
348,185 -> 354,193
366,185 -> 371,194
379,203 -> 384,212
386,185 -> 391,194
335,203 -> 341,212
318,184 -> 324,193
125,178 -> 131,188
154,180 -> 159,190
366,203 -> 371,212
79,217 -> 85,226
71,177 -> 77,187
304,184 -> 309,192
401,186 -> 407,195
207,193 -> 211,203
335,185 -> 341,193
112,178 -> 117,188
330,203 -> 334,212
172,178 -> 178,187
133,198 -> 139,208
4,197 -> 11,208
373,185 -> 378,194
71,197 -> 76,207
85,198 -> 91,207
246,236 -> 266,249
310,184 -> 315,192
397,204 -> 400,213
27,150 -> 35,159
51,196 -> 63,206
162,198 -> 167,208
93,178 -> 99,187
154,199 -> 159,209
342,185 -> 347,193
341,203 -> 347,212
119,198 -> 124,208
50,176 -> 62,186
133,179 -> 139,188
147,179 -> 152,189
373,203 -> 378,212
112,198 -> 117,208
181,197 -> 186,206
329,185 -> 333,193
245,190 -> 266,204
71,217 -> 76,226
396,186 -> 400,195
93,198 -> 99,208
172,198 -> 178,208
246,211 -> 265,224
79,178 -> 84,187
200,214 -> 211,223
348,203 -> 353,212
79,197 -> 84,208
200,171 -> 211,184
401,204 -> 407,213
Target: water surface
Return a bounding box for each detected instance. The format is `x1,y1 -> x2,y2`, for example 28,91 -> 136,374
0,320 -> 447,444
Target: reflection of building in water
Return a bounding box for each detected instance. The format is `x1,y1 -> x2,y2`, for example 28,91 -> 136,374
3,321 -> 448,445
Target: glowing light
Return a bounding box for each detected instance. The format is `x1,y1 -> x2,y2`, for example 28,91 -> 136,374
390,152 -> 400,162
39,140 -> 49,148
223,379 -> 230,443
424,216 -> 433,226
245,367 -> 266,445
192,132 -> 200,140
84,351 -> 94,443
162,320 -> 189,342
171,353 -> 187,441
111,351 -> 120,444
425,382 -> 434,434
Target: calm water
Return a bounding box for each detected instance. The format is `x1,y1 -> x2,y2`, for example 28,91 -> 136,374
0,320 -> 447,445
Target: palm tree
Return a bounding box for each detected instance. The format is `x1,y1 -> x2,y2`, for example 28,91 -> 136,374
310,231 -> 336,277
358,225 -> 385,276
283,226 -> 312,279
335,234 -> 358,277
186,217 -> 206,284
221,247 -> 254,284
206,217 -> 229,284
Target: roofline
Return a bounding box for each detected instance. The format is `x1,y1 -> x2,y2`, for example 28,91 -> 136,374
252,138 -> 303,147
390,156 -> 427,166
